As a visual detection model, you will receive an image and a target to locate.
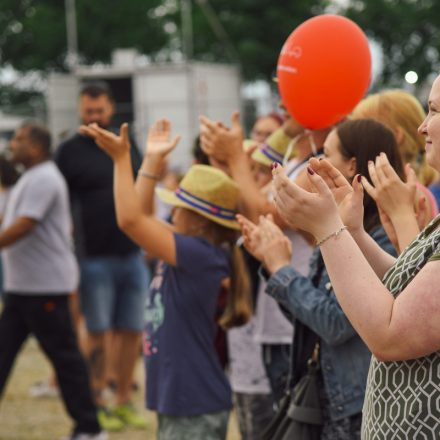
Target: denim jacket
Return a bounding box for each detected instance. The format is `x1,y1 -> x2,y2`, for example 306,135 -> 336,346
265,226 -> 395,421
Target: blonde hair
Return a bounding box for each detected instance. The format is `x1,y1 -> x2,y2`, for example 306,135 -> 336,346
351,89 -> 437,185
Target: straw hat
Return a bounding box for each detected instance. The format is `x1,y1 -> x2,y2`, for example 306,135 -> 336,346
251,128 -> 295,167
242,139 -> 258,153
156,164 -> 240,230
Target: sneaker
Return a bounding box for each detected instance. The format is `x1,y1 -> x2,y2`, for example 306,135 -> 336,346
97,407 -> 124,432
60,431 -> 108,440
29,380 -> 59,398
114,402 -> 148,429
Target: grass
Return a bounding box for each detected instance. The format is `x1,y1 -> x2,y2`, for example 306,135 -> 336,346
0,337 -> 240,440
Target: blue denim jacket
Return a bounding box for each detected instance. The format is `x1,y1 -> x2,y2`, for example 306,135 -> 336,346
265,226 -> 395,421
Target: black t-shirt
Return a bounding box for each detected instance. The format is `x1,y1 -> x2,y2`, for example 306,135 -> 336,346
55,129 -> 142,257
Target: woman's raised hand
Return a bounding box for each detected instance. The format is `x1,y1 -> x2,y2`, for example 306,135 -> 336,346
80,122 -> 130,161
363,153 -> 427,251
309,158 -> 353,203
362,153 -> 417,220
308,158 -> 365,234
145,119 -> 181,157
199,111 -> 244,164
272,163 -> 344,243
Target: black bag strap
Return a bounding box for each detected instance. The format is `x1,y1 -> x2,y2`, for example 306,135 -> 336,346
286,342 -> 323,425
285,268 -> 322,391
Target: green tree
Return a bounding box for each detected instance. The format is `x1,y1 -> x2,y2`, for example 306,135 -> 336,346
168,0 -> 330,80
0,83 -> 45,117
0,0 -> 169,72
0,0 -> 329,81
342,0 -> 440,86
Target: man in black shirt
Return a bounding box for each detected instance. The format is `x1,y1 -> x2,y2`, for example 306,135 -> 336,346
56,83 -> 149,431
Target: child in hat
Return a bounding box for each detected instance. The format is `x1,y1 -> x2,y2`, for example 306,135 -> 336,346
81,119 -> 251,440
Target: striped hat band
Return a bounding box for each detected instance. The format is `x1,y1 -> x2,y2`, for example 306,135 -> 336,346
175,188 -> 237,221
260,144 -> 284,164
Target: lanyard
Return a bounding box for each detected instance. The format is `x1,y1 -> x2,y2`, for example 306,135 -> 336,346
286,150 -> 323,179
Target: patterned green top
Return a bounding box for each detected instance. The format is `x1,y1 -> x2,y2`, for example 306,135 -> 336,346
362,215 -> 440,439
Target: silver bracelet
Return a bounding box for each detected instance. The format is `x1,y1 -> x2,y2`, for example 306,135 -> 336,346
316,225 -> 347,246
138,170 -> 159,180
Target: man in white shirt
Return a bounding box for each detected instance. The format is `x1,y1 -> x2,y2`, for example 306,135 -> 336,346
0,123 -> 105,440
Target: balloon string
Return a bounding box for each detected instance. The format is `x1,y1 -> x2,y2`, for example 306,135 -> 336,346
305,129 -> 318,156
283,133 -> 302,167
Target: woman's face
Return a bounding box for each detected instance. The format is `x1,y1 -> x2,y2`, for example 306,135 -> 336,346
251,160 -> 272,188
323,129 -> 356,180
419,75 -> 440,171
251,117 -> 280,143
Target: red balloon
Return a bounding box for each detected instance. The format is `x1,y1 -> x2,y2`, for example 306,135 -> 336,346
277,15 -> 371,129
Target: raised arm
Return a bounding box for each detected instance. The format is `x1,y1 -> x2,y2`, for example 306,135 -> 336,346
80,123 -> 177,265
135,119 -> 180,216
200,112 -> 274,222
346,226 -> 396,279
273,164 -> 440,361
308,158 -> 396,278
238,213 -> 358,345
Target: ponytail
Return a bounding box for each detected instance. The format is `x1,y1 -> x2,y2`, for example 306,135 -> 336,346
192,212 -> 252,330
219,244 -> 252,329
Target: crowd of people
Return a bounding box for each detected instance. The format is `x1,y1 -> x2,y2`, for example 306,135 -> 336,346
1,71 -> 440,440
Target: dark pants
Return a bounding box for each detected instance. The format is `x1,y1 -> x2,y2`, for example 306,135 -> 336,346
234,392 -> 275,440
262,344 -> 291,404
0,293 -> 100,434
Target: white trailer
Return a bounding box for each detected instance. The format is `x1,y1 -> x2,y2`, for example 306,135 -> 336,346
47,61 -> 241,170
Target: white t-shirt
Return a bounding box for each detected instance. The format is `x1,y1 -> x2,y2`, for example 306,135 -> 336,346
0,188 -> 11,218
253,230 -> 312,344
253,157 -> 314,344
2,161 -> 79,293
228,316 -> 272,394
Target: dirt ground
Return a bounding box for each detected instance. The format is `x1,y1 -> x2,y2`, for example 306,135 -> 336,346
0,337 -> 240,440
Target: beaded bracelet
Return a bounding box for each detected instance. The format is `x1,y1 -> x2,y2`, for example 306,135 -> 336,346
316,225 -> 347,246
138,170 -> 159,180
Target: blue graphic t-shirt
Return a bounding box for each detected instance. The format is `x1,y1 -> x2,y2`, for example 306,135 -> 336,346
144,233 -> 232,416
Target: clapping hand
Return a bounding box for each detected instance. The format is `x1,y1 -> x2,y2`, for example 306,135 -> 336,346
308,158 -> 353,203
80,122 -> 130,161
199,111 -> 244,164
272,163 -> 345,244
237,213 -> 292,274
361,153 -> 430,251
237,214 -> 264,262
362,153 -> 417,220
145,119 -> 181,157
309,158 -> 365,234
